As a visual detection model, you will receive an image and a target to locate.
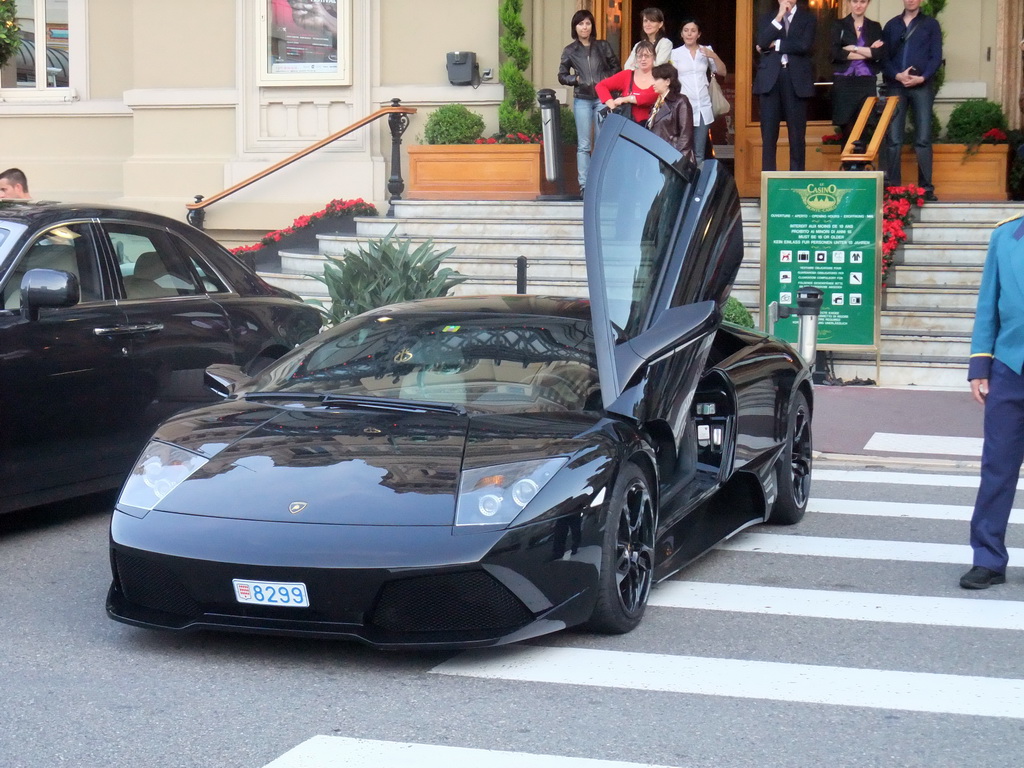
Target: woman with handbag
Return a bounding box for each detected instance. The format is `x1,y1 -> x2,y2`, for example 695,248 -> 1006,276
624,7 -> 672,69
831,0 -> 886,148
669,18 -> 729,166
596,41 -> 659,125
558,9 -> 621,191
647,64 -> 696,166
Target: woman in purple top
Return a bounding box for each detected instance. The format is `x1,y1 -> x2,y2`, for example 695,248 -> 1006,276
830,0 -> 886,148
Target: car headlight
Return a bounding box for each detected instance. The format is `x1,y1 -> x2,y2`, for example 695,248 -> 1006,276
455,457 -> 567,527
118,441 -> 208,514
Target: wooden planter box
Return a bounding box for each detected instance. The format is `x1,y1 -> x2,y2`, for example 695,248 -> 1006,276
815,143 -> 1008,201
407,144 -> 543,200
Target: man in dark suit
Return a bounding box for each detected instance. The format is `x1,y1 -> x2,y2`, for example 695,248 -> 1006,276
961,214 -> 1024,589
753,0 -> 817,172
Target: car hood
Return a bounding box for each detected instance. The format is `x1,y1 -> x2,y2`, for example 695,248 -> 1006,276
150,402 -> 599,526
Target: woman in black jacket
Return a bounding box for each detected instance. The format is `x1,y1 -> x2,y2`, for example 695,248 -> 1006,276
831,0 -> 886,148
647,63 -> 695,166
558,9 -> 620,191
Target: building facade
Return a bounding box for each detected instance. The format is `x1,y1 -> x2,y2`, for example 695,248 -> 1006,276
0,1 -> 1017,234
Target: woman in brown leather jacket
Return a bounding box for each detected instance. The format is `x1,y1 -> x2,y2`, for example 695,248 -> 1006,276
647,63 -> 695,166
557,9 -> 620,191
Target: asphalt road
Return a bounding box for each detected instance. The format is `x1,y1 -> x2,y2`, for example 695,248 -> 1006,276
3,464 -> 1023,768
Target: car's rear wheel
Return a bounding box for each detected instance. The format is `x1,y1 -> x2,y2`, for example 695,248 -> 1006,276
769,390 -> 812,525
586,463 -> 655,634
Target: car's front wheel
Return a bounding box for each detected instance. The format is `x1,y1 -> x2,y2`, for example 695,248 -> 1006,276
768,390 -> 812,525
586,463 -> 655,634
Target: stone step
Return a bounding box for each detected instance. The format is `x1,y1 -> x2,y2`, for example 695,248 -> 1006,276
881,309 -> 976,334
907,223 -> 993,245
261,270 -> 590,301
392,199 -> 583,221
883,287 -> 977,310
878,332 -> 970,357
827,357 -> 968,388
886,264 -> 980,289
357,217 -> 584,240
314,233 -> 585,261
898,243 -> 987,266
915,201 -> 1024,224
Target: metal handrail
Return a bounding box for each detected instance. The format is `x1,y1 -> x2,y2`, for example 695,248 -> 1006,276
186,98 -> 416,228
839,95 -> 900,170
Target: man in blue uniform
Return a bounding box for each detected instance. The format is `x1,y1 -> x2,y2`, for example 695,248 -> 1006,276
962,215 -> 1024,589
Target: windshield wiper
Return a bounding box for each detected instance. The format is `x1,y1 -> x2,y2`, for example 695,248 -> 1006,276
243,392 -> 331,403
321,394 -> 467,416
243,391 -> 466,416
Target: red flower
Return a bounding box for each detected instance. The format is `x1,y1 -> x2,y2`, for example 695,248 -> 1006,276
982,128 -> 1008,142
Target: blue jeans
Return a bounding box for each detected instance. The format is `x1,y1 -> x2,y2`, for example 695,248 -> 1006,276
573,97 -> 605,188
882,84 -> 934,193
694,115 -> 708,167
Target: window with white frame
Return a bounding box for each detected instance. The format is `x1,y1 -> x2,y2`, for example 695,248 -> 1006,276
261,0 -> 351,85
1,0 -> 83,100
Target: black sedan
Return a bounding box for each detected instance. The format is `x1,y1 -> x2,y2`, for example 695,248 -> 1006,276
107,116 -> 813,648
0,203 -> 323,514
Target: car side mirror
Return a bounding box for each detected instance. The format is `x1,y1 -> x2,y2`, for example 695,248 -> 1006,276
20,268 -> 80,321
205,363 -> 247,398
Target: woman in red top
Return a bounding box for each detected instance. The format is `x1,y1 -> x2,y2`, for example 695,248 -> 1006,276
596,40 -> 658,124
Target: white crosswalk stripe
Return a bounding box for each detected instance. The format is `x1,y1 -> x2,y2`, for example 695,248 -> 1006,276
815,468 -> 1024,489
648,581 -> 1024,630
716,531 -> 1024,563
863,432 -> 984,456
809,497 -> 1024,524
263,736 -> 677,768
433,645 -> 1024,719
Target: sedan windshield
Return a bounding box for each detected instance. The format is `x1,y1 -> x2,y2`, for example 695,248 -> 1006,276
247,313 -> 600,413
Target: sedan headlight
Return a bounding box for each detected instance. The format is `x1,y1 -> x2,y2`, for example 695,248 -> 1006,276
118,441 -> 208,514
455,457 -> 567,527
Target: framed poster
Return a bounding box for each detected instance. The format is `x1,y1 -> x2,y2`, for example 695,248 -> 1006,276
262,0 -> 351,84
760,172 -> 883,352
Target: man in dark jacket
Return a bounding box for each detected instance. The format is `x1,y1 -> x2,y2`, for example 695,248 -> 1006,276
753,0 -> 817,172
881,0 -> 942,200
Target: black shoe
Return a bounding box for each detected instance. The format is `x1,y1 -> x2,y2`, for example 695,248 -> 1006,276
960,566 -> 1006,589
924,191 -> 939,202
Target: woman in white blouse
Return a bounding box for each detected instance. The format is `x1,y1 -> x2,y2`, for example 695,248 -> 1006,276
624,7 -> 672,69
669,18 -> 728,166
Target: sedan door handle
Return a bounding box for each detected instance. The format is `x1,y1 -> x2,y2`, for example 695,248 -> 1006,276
93,323 -> 165,337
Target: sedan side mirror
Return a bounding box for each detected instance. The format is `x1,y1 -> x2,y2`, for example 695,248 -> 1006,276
20,268 -> 80,321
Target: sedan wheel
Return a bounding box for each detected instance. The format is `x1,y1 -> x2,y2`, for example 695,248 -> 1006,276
769,391 -> 812,525
586,463 -> 655,634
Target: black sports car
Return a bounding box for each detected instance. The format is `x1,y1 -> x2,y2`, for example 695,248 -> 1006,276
0,203 -> 323,513
107,116 -> 813,648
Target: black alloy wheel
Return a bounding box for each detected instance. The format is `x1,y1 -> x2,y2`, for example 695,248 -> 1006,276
769,390 -> 812,525
586,463 -> 656,634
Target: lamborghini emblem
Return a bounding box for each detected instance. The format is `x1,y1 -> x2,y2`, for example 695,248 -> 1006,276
288,502 -> 308,515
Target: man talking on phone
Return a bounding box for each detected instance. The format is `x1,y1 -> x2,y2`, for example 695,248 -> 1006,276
881,0 -> 942,201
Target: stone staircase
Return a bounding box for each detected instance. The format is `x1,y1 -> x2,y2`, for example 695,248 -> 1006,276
259,197 -> 1024,388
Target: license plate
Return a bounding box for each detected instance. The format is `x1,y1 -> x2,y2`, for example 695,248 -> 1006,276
232,579 -> 310,607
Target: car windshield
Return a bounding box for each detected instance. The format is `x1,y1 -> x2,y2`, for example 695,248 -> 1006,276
248,313 -> 600,413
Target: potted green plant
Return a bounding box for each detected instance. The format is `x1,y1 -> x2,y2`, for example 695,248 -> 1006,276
407,100 -> 546,200
912,99 -> 1010,201
312,227 -> 467,324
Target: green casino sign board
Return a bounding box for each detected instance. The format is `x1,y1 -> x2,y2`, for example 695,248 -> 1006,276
760,172 -> 883,351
